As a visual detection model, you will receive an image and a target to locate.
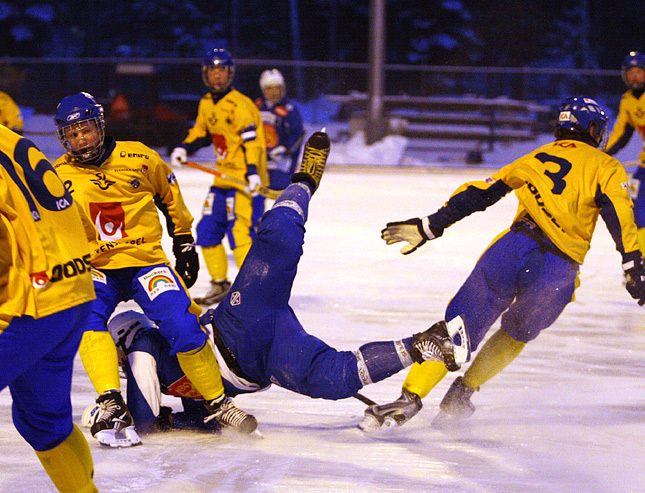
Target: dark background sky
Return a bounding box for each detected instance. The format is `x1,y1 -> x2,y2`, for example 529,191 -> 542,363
0,0 -> 642,69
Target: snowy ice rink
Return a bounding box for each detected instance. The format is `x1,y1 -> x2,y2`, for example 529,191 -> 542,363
2,128 -> 645,492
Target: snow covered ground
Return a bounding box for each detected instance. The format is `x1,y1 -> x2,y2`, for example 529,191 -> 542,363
2,117 -> 645,492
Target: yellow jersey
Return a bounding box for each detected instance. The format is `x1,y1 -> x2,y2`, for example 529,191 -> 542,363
0,92 -> 24,134
606,89 -> 645,163
495,139 -> 638,264
431,139 -> 638,265
182,89 -> 267,189
0,126 -> 95,328
54,139 -> 194,269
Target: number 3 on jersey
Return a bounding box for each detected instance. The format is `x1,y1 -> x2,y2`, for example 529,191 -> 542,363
534,152 -> 572,195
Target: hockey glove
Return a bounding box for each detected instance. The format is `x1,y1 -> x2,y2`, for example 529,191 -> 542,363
247,173 -> 262,196
623,257 -> 645,306
173,234 -> 199,288
170,147 -> 187,167
381,217 -> 443,255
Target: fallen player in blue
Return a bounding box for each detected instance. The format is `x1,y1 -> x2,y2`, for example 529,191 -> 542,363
100,131 -> 468,432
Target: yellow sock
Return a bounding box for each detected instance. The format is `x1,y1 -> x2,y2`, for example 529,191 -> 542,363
36,425 -> 97,493
462,328 -> 526,391
402,360 -> 448,399
202,244 -> 228,281
176,340 -> 224,401
79,330 -> 120,394
233,242 -> 252,268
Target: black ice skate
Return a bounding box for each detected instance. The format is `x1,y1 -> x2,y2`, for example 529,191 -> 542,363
290,130 -> 330,193
432,377 -> 476,428
194,279 -> 231,306
410,316 -> 470,371
89,390 -> 141,447
204,394 -> 258,434
358,389 -> 423,432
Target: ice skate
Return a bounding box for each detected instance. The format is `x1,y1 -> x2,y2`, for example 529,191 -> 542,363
194,279 -> 231,306
204,394 -> 258,434
432,377 -> 476,428
410,316 -> 470,371
358,389 -> 422,432
290,130 -> 330,192
87,390 -> 142,447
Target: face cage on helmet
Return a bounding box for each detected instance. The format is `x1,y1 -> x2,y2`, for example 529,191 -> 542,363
56,116 -> 105,163
595,125 -> 609,151
202,64 -> 235,93
566,119 -> 609,150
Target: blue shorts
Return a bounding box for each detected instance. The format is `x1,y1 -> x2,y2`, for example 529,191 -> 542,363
1,302 -> 92,451
89,264 -> 206,354
445,229 -> 579,349
196,186 -> 255,249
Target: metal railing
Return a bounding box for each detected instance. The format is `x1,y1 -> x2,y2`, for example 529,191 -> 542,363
0,57 -> 626,119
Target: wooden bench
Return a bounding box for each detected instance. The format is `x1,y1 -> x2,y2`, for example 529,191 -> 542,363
326,93 -> 553,163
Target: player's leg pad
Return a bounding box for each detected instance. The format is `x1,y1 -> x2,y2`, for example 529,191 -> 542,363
358,389 -> 423,432
203,394 -> 258,434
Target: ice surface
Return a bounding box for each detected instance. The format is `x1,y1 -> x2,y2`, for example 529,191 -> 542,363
2,120 -> 645,492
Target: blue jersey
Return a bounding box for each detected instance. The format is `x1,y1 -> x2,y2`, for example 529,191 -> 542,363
255,97 -> 305,190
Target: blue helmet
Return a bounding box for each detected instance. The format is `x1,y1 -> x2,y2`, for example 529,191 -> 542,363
621,51 -> 645,90
54,92 -> 105,162
556,96 -> 609,149
201,48 -> 235,93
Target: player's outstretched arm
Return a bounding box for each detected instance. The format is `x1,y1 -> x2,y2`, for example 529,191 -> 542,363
381,217 -> 443,255
382,179 -> 511,255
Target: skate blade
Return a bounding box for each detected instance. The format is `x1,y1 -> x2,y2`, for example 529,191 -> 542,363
96,428 -> 142,448
446,316 -> 471,365
357,413 -> 383,433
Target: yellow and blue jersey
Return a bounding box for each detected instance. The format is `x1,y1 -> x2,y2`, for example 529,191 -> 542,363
181,88 -> 267,189
606,89 -> 645,163
430,139 -> 639,265
0,125 -> 95,327
54,138 -> 194,269
0,92 -> 23,134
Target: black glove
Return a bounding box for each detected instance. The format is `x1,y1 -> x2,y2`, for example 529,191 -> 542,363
623,257 -> 645,306
173,234 -> 199,288
381,217 -> 443,255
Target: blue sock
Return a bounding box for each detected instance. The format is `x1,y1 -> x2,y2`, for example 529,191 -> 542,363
272,182 -> 311,221
354,337 -> 414,385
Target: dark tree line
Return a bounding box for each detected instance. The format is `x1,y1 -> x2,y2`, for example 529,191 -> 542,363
0,0 -> 643,69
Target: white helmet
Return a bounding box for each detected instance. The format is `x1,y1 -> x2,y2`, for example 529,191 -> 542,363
260,69 -> 286,104
107,310 -> 156,350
